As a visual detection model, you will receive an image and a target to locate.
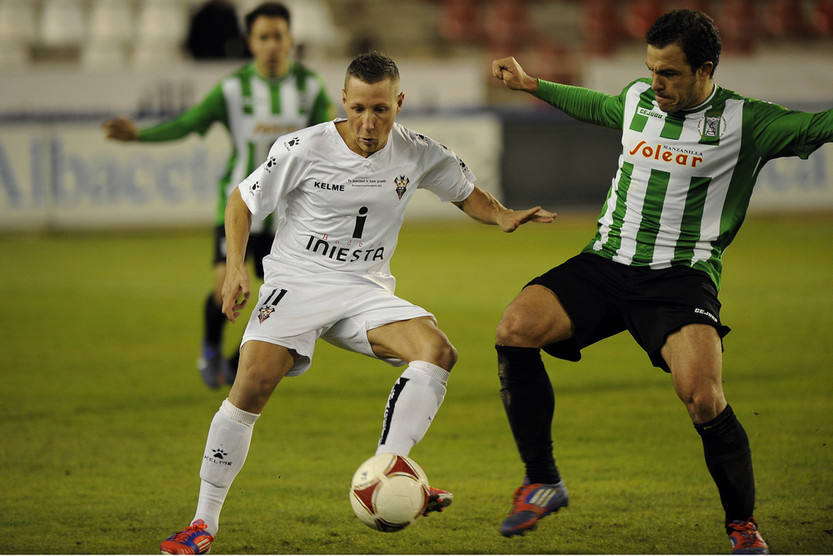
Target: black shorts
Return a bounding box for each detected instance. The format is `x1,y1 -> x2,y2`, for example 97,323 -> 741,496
212,225 -> 272,280
527,252 -> 730,372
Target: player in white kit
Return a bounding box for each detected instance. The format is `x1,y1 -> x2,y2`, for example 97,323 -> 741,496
160,52 -> 555,554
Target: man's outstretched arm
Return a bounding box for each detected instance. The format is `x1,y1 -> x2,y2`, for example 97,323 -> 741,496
454,186 -> 555,233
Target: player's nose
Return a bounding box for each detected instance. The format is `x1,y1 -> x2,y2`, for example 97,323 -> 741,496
651,73 -> 664,92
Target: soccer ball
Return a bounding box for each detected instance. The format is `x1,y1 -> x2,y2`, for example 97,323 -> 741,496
349,453 -> 430,532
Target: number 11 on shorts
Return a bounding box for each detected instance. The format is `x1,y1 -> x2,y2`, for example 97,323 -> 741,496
263,288 -> 288,306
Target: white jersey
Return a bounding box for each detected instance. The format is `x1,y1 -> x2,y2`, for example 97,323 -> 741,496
238,120 -> 476,290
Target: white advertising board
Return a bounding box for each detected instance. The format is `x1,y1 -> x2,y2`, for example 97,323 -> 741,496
0,114 -> 502,231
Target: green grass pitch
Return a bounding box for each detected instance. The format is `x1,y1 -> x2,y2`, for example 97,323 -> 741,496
1,213 -> 831,554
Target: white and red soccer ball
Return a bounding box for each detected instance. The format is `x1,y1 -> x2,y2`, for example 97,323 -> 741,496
349,453 -> 430,532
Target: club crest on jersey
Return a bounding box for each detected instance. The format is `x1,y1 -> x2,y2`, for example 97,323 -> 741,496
257,305 -> 274,323
394,175 -> 409,200
699,115 -> 725,138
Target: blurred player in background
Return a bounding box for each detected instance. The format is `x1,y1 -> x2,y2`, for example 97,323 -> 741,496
103,2 -> 334,389
491,9 -> 832,554
159,51 -> 554,554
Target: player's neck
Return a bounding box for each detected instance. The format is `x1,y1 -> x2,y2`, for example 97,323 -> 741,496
335,121 -> 365,158
688,81 -> 716,111
255,60 -> 291,80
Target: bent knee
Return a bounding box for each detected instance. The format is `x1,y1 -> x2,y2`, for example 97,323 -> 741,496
496,308 -> 562,347
231,347 -> 293,412
422,337 -> 457,371
675,382 -> 726,423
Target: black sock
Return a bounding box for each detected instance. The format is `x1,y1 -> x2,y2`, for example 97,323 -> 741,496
694,404 -> 755,526
496,345 -> 561,485
203,293 -> 226,347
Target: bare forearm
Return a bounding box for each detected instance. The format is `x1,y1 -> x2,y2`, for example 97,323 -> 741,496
454,186 -> 505,225
224,188 -> 252,267
455,186 -> 556,232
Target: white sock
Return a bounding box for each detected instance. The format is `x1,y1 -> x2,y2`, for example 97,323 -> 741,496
376,360 -> 449,457
193,398 -> 260,536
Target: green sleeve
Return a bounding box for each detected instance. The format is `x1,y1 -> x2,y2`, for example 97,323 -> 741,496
308,82 -> 334,126
533,79 -> 626,129
138,83 -> 228,142
746,100 -> 833,160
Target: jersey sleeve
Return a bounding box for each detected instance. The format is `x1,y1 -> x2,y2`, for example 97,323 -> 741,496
746,100 -> 833,161
417,139 -> 476,203
238,140 -> 302,220
138,83 -> 228,142
533,79 -> 626,129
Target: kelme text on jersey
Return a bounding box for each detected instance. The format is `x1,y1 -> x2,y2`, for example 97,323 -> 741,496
314,180 -> 345,191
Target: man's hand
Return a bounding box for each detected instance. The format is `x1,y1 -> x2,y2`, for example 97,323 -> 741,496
102,116 -> 139,141
221,263 -> 251,323
491,57 -> 539,93
496,206 -> 556,232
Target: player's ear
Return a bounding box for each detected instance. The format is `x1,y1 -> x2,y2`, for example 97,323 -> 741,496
342,89 -> 347,107
697,61 -> 714,79
396,91 -> 404,113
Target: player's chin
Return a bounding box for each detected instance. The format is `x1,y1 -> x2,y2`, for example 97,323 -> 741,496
656,98 -> 677,112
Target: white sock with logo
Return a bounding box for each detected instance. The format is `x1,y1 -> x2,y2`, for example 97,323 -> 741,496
375,360 -> 449,457
193,398 -> 260,536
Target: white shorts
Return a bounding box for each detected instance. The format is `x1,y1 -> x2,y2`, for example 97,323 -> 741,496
240,270 -> 433,376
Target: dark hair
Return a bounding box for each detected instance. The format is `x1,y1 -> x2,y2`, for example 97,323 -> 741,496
245,2 -> 290,35
344,52 -> 400,88
646,9 -> 721,76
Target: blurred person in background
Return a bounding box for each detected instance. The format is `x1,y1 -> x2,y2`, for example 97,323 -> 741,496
158,51 -> 555,554
491,8 -> 831,554
103,2 -> 334,390
186,0 -> 247,59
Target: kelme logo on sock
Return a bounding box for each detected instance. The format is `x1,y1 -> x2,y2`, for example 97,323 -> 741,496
205,447 -> 232,466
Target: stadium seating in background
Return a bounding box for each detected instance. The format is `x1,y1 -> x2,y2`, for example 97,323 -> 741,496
623,0 -> 665,41
581,0 -> 622,55
134,0 -> 187,67
39,0 -> 85,55
674,0 -> 712,12
283,0 -> 346,60
763,0 -> 810,38
716,0 -> 760,53
82,0 -> 134,69
483,0 -> 533,54
0,0 -> 36,68
526,37 -> 579,85
811,0 -> 833,35
440,0 -> 484,44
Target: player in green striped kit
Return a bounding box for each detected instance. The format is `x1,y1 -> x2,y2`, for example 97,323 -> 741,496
491,9 -> 832,554
104,2 -> 334,389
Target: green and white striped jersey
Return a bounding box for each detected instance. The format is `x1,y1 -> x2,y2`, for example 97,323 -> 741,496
138,61 -> 333,227
534,79 -> 833,289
